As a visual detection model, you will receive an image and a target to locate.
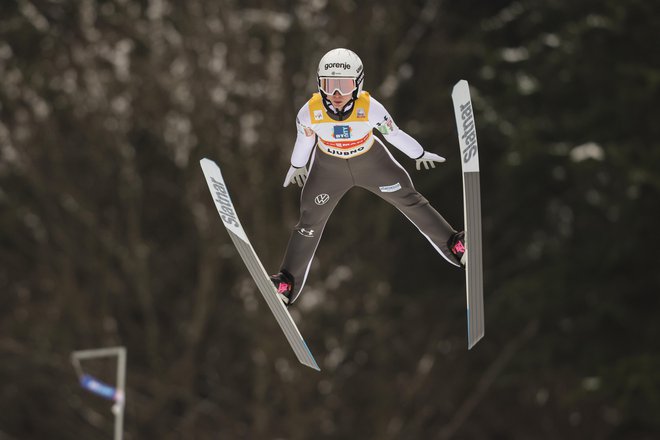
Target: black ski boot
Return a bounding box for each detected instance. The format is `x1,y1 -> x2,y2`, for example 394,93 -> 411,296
270,269 -> 294,306
448,231 -> 466,267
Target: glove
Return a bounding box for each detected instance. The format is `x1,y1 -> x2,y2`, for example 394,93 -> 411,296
415,151 -> 446,170
283,165 -> 308,187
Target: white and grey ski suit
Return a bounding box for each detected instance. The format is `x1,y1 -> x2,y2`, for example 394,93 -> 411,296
281,91 -> 459,302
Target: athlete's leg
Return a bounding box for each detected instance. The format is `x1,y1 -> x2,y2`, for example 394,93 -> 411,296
354,141 -> 460,266
280,152 -> 352,302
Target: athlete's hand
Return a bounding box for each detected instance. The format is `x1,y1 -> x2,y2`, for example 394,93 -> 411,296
283,165 -> 308,187
415,151 -> 446,170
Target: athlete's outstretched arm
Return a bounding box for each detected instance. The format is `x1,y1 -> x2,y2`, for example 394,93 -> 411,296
283,133 -> 315,187
290,128 -> 316,167
369,96 -> 445,169
284,105 -> 317,187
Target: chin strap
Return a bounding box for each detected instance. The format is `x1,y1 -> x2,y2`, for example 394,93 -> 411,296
320,92 -> 356,121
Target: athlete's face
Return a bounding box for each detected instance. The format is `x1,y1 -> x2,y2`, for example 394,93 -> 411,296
329,90 -> 352,110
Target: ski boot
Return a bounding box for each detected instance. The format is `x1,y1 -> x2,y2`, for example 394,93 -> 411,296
448,231 -> 467,267
270,269 -> 294,306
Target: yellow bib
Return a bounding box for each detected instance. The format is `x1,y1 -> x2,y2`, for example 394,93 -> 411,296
307,92 -> 375,158
307,92 -> 371,124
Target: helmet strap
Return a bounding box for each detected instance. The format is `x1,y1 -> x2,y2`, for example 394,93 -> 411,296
319,92 -> 356,122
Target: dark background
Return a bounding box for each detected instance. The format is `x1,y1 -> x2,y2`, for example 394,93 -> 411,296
1,0 -> 659,439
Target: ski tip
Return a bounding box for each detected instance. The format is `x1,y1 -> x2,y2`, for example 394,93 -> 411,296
200,158 -> 221,175
452,79 -> 469,95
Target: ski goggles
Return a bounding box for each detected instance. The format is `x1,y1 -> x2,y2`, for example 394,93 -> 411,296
319,77 -> 357,96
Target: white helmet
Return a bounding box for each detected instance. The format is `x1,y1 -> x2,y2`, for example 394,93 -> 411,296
317,48 -> 364,100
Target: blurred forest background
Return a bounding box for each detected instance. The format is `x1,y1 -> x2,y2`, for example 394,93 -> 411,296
1,0 -> 659,439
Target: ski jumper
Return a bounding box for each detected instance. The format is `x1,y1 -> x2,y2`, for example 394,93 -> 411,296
281,91 -> 459,302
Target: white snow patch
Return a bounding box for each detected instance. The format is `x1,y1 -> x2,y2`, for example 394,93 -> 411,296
501,47 -> 529,62
570,142 -> 604,162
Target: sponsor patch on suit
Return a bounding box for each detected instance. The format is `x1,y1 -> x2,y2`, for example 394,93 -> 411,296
333,125 -> 351,139
379,182 -> 402,193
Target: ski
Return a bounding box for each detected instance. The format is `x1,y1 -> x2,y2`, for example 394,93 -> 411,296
451,80 -> 485,349
200,158 -> 320,371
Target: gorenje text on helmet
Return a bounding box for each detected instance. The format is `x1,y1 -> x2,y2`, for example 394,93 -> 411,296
324,62 -> 351,70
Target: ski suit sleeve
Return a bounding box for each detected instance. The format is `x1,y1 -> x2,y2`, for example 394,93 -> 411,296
370,96 -> 425,159
290,104 -> 317,168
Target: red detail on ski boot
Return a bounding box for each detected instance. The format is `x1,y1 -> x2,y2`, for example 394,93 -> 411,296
270,270 -> 294,306
452,240 -> 466,255
448,231 -> 466,266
